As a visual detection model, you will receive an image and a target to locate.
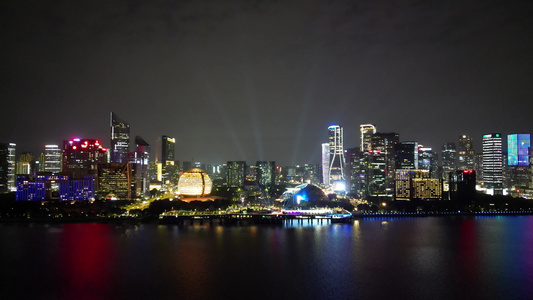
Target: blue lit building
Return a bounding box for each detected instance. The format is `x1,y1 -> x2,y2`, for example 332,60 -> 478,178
59,176 -> 95,201
507,134 -> 531,194
508,134 -> 530,166
16,175 -> 47,201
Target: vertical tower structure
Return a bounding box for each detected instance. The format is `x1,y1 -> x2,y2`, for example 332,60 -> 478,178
44,145 -> 61,173
321,143 -> 330,185
507,134 -> 530,192
328,125 -> 345,185
442,143 -> 457,177
110,112 -> 130,163
482,133 -> 503,193
360,124 -> 376,152
458,135 -> 475,170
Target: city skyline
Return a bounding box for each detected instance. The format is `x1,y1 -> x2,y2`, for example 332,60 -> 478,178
1,0 -> 532,165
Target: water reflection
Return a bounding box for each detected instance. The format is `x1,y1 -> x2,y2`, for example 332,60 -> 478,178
1,217 -> 533,299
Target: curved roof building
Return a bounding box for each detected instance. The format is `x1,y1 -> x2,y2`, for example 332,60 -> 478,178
177,168 -> 212,196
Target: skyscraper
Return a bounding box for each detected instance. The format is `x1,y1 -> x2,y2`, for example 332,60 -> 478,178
44,145 -> 61,173
227,161 -> 246,188
110,112 -> 130,163
507,134 -> 530,192
62,138 -> 107,179
441,143 -> 457,179
395,141 -> 418,170
482,133 -> 503,193
458,135 -> 475,170
156,136 -> 176,183
328,125 -> 345,186
256,161 -> 275,186
127,136 -> 151,197
368,132 -> 399,197
0,143 -> 10,193
321,143 -> 330,185
360,124 -> 376,152
507,134 -> 530,166
3,143 -> 16,191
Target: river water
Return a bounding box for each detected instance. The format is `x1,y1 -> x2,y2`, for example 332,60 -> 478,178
1,216 -> 533,300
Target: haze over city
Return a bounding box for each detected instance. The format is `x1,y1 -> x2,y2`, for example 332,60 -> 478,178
1,0 -> 532,165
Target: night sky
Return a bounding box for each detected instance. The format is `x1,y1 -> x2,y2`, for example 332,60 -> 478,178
1,0 -> 532,166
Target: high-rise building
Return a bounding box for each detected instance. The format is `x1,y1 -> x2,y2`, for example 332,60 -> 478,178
360,124 -> 377,152
156,136 -> 176,184
127,136 -> 151,198
418,146 -> 435,177
16,152 -> 33,175
97,163 -> 136,200
345,147 -> 364,198
449,170 -> 476,201
227,161 -> 246,188
62,138 -> 107,179
328,125 -> 345,186
321,143 -> 330,185
256,161 -> 275,186
507,134 -> 530,166
110,112 -> 130,163
395,142 -> 418,170
441,143 -> 457,178
507,134 -> 530,192
368,132 -> 399,197
482,133 -> 503,193
1,143 -> 17,192
0,143 -> 10,193
156,136 -> 175,165
458,135 -> 475,170
44,145 -> 61,173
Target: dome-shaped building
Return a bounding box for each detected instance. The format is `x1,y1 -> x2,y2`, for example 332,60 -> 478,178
177,168 -> 212,196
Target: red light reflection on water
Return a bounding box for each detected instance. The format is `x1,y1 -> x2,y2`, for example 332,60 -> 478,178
457,219 -> 479,290
57,223 -> 117,300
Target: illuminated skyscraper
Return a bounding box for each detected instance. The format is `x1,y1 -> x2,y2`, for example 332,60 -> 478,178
321,143 -> 330,185
360,124 -> 376,152
127,136 -> 150,197
507,134 -> 530,192
482,133 -> 503,193
507,134 -> 530,166
44,145 -> 61,173
418,146 -> 437,178
328,125 -> 345,186
458,135 -> 475,170
16,152 -> 33,175
256,161 -> 275,186
110,112 -> 130,163
156,136 -> 176,183
368,132 -> 399,197
227,161 -> 246,188
1,143 -> 17,191
62,138 -> 108,179
441,143 -> 457,179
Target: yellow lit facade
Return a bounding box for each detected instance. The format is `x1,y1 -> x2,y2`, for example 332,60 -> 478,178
395,169 -> 443,201
177,168 -> 212,196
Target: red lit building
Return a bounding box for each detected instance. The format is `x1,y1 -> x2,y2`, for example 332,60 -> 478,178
62,139 -> 107,179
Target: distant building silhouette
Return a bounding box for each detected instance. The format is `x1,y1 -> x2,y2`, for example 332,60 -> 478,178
395,141 -> 418,170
